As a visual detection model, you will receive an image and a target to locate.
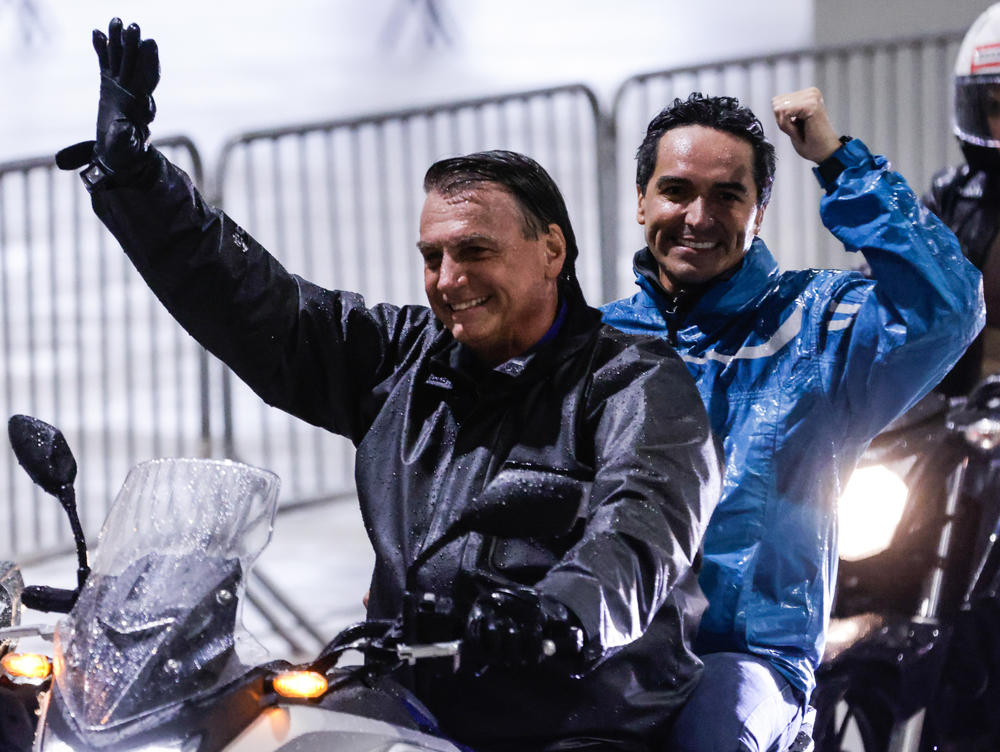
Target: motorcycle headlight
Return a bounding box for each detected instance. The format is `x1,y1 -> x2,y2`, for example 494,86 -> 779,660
837,464 -> 908,561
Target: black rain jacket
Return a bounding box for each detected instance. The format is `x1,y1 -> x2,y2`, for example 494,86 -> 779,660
924,163 -> 1000,396
89,151 -> 721,750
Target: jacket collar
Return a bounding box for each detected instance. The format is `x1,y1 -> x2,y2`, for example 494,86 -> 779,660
426,287 -> 600,394
633,237 -> 779,323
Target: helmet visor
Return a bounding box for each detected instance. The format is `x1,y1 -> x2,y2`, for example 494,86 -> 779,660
954,75 -> 1000,148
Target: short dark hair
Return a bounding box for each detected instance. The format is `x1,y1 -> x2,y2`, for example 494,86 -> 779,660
636,93 -> 776,207
423,150 -> 580,289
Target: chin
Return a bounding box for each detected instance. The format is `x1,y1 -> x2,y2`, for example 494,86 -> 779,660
666,266 -> 713,286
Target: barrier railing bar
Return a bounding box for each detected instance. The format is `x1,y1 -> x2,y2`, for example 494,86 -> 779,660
218,84 -> 602,152
70,169 -> 87,533
610,31 -> 963,114
0,176 -> 13,554
595,110 -> 619,302
21,171 -> 40,543
95,187 -> 112,520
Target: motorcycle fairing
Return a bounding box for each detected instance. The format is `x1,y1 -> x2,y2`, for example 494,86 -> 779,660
37,665 -> 274,752
55,552 -> 242,733
47,458 -> 279,746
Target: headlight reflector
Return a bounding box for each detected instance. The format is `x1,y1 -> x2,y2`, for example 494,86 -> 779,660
838,464 -> 908,561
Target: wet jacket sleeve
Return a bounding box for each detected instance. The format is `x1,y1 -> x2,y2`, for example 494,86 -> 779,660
811,139 -> 985,439
87,149 -> 432,442
536,332 -> 721,660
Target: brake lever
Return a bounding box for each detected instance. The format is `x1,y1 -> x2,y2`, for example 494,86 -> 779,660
396,639 -> 462,670
0,624 -> 56,642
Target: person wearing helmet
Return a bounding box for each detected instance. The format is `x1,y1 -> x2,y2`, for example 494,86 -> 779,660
926,2 -> 1000,395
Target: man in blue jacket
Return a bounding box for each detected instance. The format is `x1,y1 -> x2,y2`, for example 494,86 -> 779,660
602,88 -> 984,751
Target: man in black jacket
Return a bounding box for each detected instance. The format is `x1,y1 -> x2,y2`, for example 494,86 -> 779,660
57,19 -> 721,751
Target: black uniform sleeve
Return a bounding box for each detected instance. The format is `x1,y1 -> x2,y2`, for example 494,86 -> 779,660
536,330 -> 721,659
921,165 -> 956,216
89,148 -> 435,441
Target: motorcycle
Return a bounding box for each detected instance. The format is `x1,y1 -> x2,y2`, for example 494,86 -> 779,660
0,414 -> 587,751
812,374 -> 1000,752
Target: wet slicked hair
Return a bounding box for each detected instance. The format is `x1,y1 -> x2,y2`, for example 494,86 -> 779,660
423,150 -> 581,292
636,92 -> 777,207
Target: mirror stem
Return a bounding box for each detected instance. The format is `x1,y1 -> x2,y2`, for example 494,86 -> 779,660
59,485 -> 89,590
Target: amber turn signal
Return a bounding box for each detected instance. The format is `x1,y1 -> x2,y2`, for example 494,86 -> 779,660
271,670 -> 328,699
1,652 -> 51,681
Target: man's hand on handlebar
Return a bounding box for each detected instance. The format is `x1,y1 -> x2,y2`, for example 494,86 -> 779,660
462,587 -> 584,675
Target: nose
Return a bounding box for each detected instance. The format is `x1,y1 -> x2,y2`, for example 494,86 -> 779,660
437,254 -> 466,292
684,196 -> 713,230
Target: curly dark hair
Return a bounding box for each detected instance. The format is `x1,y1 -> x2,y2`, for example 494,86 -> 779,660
636,93 -> 776,207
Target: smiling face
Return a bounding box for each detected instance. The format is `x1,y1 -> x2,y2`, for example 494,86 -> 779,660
418,183 -> 566,365
637,124 -> 766,294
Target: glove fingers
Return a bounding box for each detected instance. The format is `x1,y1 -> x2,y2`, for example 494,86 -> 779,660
134,39 -> 160,94
503,622 -> 523,665
480,619 -> 501,658
484,618 -> 517,665
92,29 -> 109,74
55,141 -> 96,171
119,23 -> 140,90
107,17 -> 124,78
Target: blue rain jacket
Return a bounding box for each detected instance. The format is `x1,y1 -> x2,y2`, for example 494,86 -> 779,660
601,138 -> 984,696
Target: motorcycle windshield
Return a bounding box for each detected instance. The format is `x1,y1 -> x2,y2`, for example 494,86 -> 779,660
52,458 -> 279,736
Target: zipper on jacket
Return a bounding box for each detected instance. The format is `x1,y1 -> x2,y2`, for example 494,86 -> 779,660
663,293 -> 688,347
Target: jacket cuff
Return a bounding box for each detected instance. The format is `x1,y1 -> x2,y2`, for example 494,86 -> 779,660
537,569 -> 605,662
812,138 -> 874,193
81,147 -> 162,193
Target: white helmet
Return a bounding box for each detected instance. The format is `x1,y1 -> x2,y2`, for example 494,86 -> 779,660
954,3 -> 1000,148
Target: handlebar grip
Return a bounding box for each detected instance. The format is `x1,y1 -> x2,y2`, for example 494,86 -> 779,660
22,585 -> 77,614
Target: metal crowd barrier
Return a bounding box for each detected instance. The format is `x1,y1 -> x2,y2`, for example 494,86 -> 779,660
0,30 -> 966,567
609,32 -> 964,298
213,85 -> 607,506
0,138 -> 207,562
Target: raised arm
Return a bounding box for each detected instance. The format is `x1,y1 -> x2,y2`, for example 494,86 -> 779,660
773,87 -> 984,437
59,20 -> 432,441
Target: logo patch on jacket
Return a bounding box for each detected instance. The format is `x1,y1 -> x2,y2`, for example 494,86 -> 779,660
426,374 -> 453,390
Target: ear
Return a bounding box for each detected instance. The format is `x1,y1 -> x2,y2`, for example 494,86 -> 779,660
543,224 -> 567,280
636,184 -> 646,225
752,201 -> 767,236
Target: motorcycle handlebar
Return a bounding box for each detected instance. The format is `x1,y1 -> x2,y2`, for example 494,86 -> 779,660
21,585 -> 77,614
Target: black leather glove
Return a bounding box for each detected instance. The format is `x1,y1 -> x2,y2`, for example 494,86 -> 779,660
56,18 -> 160,188
462,587 -> 584,674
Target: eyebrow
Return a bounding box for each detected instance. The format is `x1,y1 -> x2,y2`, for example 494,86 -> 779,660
417,234 -> 495,253
655,175 -> 750,195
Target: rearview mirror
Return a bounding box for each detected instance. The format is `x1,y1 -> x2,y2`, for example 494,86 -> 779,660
8,415 -> 89,605
8,415 -> 77,496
